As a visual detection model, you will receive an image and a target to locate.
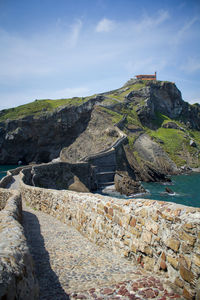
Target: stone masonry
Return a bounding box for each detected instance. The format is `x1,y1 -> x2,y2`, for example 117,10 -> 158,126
0,189 -> 39,299
20,168 -> 200,299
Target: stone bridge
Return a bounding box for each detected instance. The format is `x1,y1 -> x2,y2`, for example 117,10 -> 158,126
0,163 -> 200,299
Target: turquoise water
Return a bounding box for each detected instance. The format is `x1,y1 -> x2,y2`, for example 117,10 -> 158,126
1,165 -> 200,207
141,173 -> 200,208
0,165 -> 19,180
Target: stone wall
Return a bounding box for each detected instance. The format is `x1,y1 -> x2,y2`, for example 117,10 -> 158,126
27,162 -> 95,191
0,165 -> 32,189
0,188 -> 12,210
0,174 -> 14,189
0,189 -> 38,299
20,170 -> 200,299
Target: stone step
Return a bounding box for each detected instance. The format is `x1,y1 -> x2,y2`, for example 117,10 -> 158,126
97,174 -> 115,184
96,165 -> 116,173
99,181 -> 115,187
96,171 -> 115,175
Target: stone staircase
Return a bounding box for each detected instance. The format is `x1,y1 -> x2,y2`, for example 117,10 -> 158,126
95,164 -> 116,189
87,150 -> 117,190
80,123 -> 128,191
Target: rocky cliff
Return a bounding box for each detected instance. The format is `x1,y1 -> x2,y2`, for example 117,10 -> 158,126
0,79 -> 199,187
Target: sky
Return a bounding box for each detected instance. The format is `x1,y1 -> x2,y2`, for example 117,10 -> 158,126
0,0 -> 200,110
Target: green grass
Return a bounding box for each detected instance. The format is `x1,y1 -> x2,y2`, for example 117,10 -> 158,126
0,97 -> 90,121
148,127 -> 200,166
105,82 -> 146,102
97,106 -> 122,124
149,128 -> 187,165
122,104 -> 142,128
189,130 -> 200,144
127,136 -> 137,149
0,81 -> 147,121
100,98 -> 120,106
151,111 -> 170,127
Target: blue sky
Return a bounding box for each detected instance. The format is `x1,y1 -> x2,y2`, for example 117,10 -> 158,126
0,0 -> 200,110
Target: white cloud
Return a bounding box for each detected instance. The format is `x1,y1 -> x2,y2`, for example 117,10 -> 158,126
96,18 -> 115,32
0,9 -> 199,109
181,57 -> 200,73
172,17 -> 200,45
135,10 -> 170,32
69,19 -> 82,47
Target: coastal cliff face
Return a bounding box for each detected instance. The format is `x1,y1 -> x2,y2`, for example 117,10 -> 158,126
0,79 -> 199,184
0,96 -> 104,164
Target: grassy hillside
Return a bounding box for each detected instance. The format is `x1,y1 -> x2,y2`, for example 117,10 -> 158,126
0,97 -> 91,121
0,80 -> 148,122
104,81 -> 147,101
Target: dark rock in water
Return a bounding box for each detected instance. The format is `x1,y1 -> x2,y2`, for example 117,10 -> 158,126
180,165 -> 192,172
114,172 -> 146,196
165,187 -> 173,194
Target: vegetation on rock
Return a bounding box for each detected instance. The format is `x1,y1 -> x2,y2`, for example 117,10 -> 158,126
0,78 -> 199,176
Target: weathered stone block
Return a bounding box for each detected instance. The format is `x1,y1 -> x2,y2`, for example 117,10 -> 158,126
131,244 -> 137,253
143,256 -> 155,271
139,208 -> 148,218
179,264 -> 194,283
181,242 -> 193,254
97,208 -> 104,215
138,242 -> 152,255
179,256 -> 191,269
179,231 -> 196,246
106,213 -> 113,220
182,223 -> 195,232
175,277 -> 184,288
160,259 -> 167,271
167,255 -> 178,269
161,252 -> 166,261
161,213 -> 173,221
193,254 -> 200,267
146,220 -> 159,235
137,216 -> 145,225
136,224 -> 143,232
108,207 -> 113,216
166,238 -> 180,252
129,217 -> 136,227
130,227 -> 141,238
104,206 -> 108,213
141,230 -> 152,244
182,287 -> 195,300
152,214 -> 158,222
123,239 -> 130,246
113,215 -> 122,226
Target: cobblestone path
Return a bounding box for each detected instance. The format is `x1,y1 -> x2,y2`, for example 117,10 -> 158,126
23,203 -> 182,300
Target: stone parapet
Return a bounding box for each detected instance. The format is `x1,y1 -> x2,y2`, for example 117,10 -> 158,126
0,174 -> 14,189
0,188 -> 12,210
0,189 -> 38,299
20,169 -> 200,299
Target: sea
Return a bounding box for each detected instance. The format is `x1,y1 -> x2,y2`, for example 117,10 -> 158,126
0,165 -> 19,180
141,172 -> 200,208
1,165 -> 200,208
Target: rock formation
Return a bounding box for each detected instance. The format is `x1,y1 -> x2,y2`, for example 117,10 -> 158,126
0,79 -> 199,194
